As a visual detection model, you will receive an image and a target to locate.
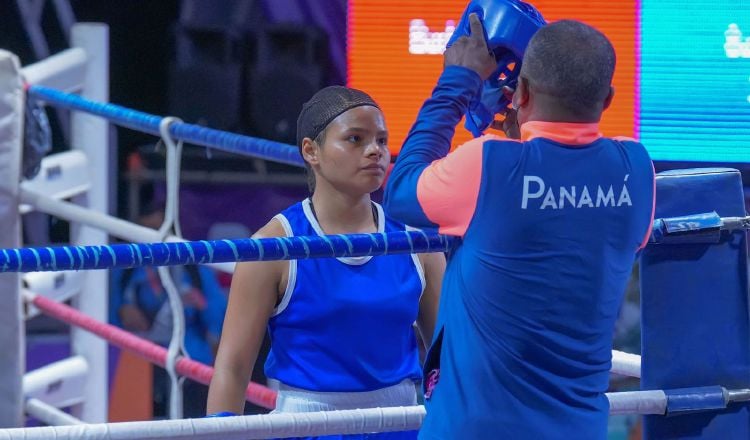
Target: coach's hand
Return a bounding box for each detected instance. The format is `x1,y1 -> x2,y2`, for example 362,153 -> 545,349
489,86 -> 522,139
491,108 -> 521,139
444,13 -> 497,80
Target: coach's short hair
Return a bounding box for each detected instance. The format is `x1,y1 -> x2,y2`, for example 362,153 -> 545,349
521,20 -> 616,117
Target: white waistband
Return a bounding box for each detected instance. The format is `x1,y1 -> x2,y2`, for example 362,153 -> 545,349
272,380 -> 418,413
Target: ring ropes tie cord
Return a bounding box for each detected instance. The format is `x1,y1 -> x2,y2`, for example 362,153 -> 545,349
157,116 -> 190,420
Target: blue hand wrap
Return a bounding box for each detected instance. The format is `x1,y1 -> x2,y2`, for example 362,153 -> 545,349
205,411 -> 237,418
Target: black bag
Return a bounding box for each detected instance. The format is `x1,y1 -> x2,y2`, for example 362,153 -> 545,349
22,97 -> 51,180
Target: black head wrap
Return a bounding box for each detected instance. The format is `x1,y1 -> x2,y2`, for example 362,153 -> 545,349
296,86 -> 380,147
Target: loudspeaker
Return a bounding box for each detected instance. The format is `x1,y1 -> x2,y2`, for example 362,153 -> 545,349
245,24 -> 329,144
167,61 -> 243,131
166,0 -> 259,131
246,63 -> 322,144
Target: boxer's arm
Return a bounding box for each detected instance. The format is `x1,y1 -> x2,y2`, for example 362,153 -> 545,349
207,219 -> 286,415
417,251 -> 446,347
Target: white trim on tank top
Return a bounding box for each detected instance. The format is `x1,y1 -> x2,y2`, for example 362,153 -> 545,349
273,200 -> 426,316
405,225 -> 427,296
271,214 -> 297,316
302,198 -> 425,293
301,197 -> 384,266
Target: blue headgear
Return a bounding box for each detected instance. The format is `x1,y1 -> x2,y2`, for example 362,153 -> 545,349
446,0 -> 546,137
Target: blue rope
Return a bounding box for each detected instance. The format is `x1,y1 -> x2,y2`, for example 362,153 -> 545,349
0,231 -> 455,273
27,85 -> 305,168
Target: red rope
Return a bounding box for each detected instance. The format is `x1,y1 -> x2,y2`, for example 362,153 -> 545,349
31,294 -> 278,409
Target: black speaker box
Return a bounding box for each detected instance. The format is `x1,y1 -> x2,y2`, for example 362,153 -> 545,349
245,24 -> 329,143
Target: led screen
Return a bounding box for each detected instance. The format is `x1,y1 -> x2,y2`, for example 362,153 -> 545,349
348,0 -> 749,164
640,0 -> 750,162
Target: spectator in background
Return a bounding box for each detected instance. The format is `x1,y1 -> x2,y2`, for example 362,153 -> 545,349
110,198 -> 228,419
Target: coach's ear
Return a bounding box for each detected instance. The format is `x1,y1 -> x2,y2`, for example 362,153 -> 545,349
512,76 -> 530,110
603,86 -> 615,111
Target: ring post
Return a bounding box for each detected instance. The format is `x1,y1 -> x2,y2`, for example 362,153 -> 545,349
0,50 -> 24,428
70,23 -> 110,423
640,168 -> 750,439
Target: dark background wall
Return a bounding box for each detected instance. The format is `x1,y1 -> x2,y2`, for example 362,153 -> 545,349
2,0 -> 347,235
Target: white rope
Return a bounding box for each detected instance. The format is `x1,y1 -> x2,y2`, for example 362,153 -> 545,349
18,188 -> 235,274
24,398 -> 84,426
0,390 -> 667,439
158,116 -> 189,420
158,265 -> 187,420
611,350 -> 641,378
0,407 -> 425,440
159,116 -> 184,240
607,390 -> 666,415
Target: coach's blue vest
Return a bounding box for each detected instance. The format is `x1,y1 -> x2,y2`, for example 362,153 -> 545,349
421,135 -> 654,439
265,199 -> 424,392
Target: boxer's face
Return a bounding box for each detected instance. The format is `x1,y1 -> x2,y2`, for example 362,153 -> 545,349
305,106 -> 390,196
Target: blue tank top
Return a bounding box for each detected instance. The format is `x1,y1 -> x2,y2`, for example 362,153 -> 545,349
264,199 -> 424,392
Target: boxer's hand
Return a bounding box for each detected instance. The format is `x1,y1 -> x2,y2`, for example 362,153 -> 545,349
444,13 -> 497,80
205,411 -> 237,418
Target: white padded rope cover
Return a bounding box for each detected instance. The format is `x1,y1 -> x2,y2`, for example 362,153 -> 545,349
611,350 -> 641,378
608,390 -> 666,415
0,407 -> 425,440
0,390 -> 666,440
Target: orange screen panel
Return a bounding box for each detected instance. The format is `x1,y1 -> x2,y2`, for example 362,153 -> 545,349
347,0 -> 637,154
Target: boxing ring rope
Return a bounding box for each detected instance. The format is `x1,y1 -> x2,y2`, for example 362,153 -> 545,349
156,115 -> 198,420
2,208 -> 747,274
0,230 -> 452,272
3,386 -> 750,439
610,349 -> 641,378
23,273 -> 640,406
23,292 -> 277,410
28,85 -> 306,168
